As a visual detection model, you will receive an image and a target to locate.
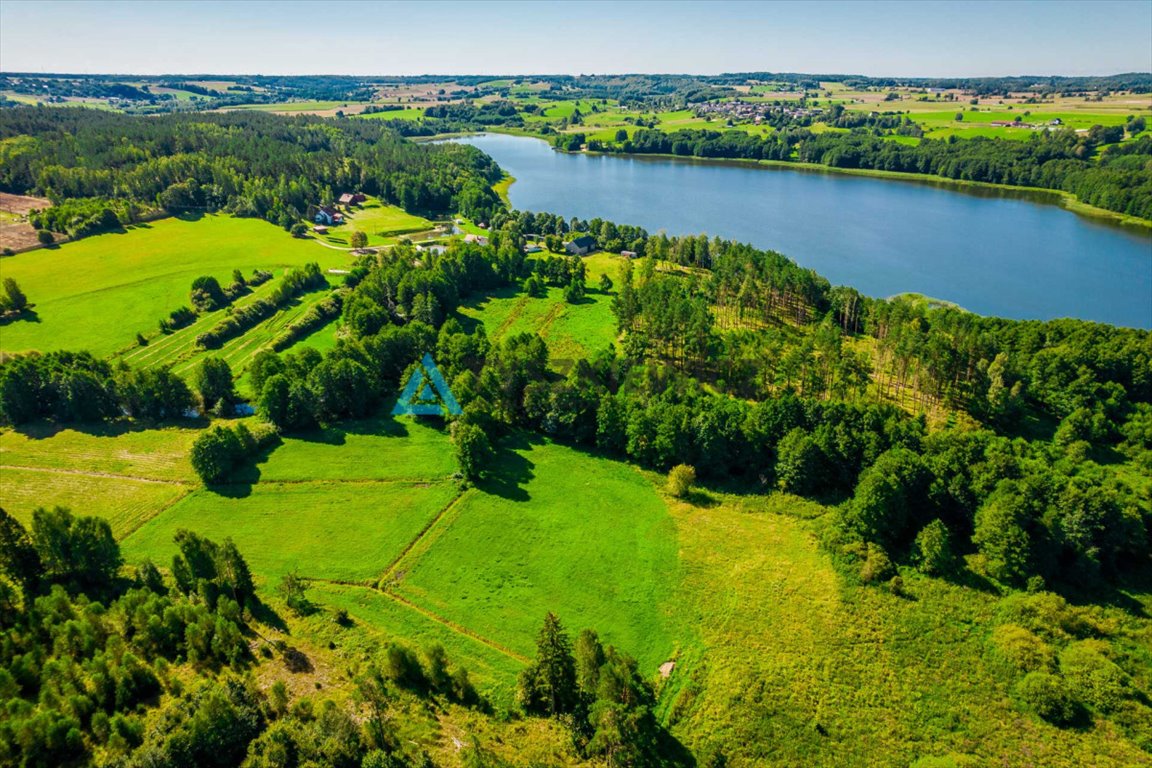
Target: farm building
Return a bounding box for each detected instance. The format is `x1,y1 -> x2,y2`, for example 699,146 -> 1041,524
621,250 -> 637,259
463,233 -> 489,246
338,192 -> 367,205
565,235 -> 597,255
313,224 -> 329,234
524,244 -> 543,254
314,206 -> 344,226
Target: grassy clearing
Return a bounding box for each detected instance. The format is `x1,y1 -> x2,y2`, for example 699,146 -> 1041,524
1,467 -> 186,539
314,198 -> 433,248
389,436 -> 681,675
662,493 -> 1150,766
305,581 -> 527,706
457,273 -> 618,364
250,414 -> 456,484
0,423 -> 201,482
0,215 -> 347,357
123,480 -> 461,583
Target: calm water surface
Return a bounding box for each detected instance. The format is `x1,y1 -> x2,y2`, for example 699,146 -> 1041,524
451,133 -> 1152,328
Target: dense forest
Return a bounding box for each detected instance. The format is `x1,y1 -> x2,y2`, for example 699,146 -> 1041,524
1,108 -> 1150,764
0,107 -> 504,237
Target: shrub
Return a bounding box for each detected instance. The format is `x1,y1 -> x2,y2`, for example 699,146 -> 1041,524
859,542 -> 894,584
190,275 -> 227,312
1013,671 -> 1079,725
1059,640 -> 1132,713
667,464 -> 696,498
37,229 -> 54,245
988,624 -> 1055,673
913,519 -> 955,575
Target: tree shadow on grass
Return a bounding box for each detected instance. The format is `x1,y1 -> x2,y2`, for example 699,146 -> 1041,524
475,432 -> 537,502
248,597 -> 288,633
0,307 -> 40,325
14,416 -> 209,441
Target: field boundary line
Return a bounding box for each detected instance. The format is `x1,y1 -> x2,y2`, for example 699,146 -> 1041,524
1,464 -> 194,486
379,487 -> 471,582
306,579 -> 529,664
117,487 -> 193,540
379,588 -> 530,663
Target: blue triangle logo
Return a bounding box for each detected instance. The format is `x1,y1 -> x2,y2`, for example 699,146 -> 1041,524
392,353 -> 462,416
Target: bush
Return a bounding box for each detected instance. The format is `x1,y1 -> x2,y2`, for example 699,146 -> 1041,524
988,624 -> 1055,673
190,275 -> 228,312
859,542 -> 894,584
1059,640 -> 1132,713
913,519 -> 955,575
37,229 -> 54,245
667,464 -> 696,498
1013,671 -> 1079,725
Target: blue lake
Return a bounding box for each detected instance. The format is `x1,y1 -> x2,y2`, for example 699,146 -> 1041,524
451,133 -> 1152,329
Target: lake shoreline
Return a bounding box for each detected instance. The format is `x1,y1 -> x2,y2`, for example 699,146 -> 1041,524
458,130 -> 1152,235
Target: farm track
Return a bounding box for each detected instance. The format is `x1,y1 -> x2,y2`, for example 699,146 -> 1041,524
308,578 -> 529,664
535,301 -> 566,339
379,487 -> 470,581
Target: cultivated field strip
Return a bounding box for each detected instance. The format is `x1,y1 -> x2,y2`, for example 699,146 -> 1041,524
0,425 -> 200,482
0,466 -> 188,539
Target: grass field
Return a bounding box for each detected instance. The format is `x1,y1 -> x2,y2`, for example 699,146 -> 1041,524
389,436 -> 681,673
0,422 -> 201,536
457,251 -> 621,364
0,214 -> 348,357
660,493 -> 1151,766
313,198 -> 433,247
5,401 -> 1151,763
124,479 -> 461,583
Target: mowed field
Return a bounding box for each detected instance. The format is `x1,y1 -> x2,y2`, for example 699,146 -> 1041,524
312,197 -> 435,248
0,215 -> 349,357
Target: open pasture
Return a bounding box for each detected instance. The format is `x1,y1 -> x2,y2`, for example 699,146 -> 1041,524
0,215 -> 347,357
124,479 -> 461,584
388,436 -> 680,674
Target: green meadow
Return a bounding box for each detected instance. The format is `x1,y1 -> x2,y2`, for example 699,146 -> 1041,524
0,214 -> 347,357
312,197 -> 434,247
457,251 -> 620,363
124,479 -> 460,583
389,436 -> 681,672
5,407 -> 1147,764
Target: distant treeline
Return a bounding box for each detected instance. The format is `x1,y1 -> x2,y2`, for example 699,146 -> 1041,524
0,107 -> 504,236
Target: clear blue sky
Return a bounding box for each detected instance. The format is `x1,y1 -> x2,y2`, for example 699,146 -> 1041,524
1,0 -> 1149,78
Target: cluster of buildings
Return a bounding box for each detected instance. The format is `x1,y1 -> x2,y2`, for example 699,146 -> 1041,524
988,117 -> 1063,130
313,192 -> 367,230
694,99 -> 820,124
